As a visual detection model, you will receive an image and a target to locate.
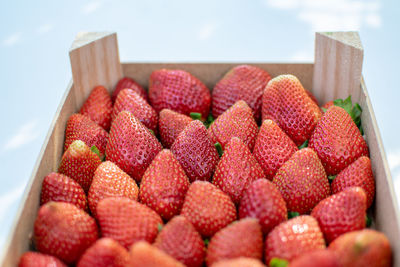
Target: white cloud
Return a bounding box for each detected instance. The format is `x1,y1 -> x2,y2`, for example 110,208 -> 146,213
81,1 -> 103,14
0,184 -> 25,220
37,24 -> 54,35
2,32 -> 21,47
3,120 -> 40,151
197,22 -> 218,41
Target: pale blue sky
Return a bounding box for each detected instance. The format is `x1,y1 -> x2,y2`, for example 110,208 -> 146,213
0,0 -> 399,249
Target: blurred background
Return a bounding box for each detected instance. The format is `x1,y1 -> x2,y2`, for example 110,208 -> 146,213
0,0 -> 399,249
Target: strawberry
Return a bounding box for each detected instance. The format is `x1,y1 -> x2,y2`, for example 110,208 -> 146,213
206,218 -> 263,266
289,249 -> 341,267
140,150 -> 190,220
208,100 -> 258,150
212,65 -> 271,121
328,229 -> 392,267
149,69 -> 211,119
181,181 -> 237,237
112,76 -> 147,103
158,109 -> 192,148
34,202 -> 98,264
112,89 -> 158,133
309,105 -> 368,175
64,113 -> 108,158
80,85 -> 113,131
58,140 -> 102,193
154,216 -> 205,267
88,161 -> 139,217
311,187 -> 367,243
253,119 -> 298,180
40,172 -> 87,211
96,197 -> 162,248
77,238 -> 130,267
212,137 -> 264,204
18,252 -> 67,267
171,120 -> 219,182
129,241 -> 185,267
106,110 -> 162,182
265,215 -> 325,264
211,257 -> 266,267
322,100 -> 334,111
262,74 -> 322,146
239,179 -> 287,234
305,90 -> 319,106
331,156 -> 375,208
272,148 -> 331,214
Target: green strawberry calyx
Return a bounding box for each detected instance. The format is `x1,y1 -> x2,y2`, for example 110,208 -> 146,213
214,142 -> 223,157
269,258 -> 289,267
298,140 -> 309,149
288,211 -> 300,219
90,145 -> 103,160
333,96 -> 364,135
190,112 -> 215,128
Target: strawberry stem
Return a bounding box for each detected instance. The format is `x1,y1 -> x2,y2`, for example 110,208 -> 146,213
214,142 -> 223,157
298,140 -> 309,149
269,258 -> 289,267
288,211 -> 300,219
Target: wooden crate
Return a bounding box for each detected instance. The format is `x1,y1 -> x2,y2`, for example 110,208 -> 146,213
1,31 -> 399,266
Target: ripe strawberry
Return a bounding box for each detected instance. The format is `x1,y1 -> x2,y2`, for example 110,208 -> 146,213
34,202 -> 98,264
181,181 -> 237,237
112,89 -> 158,133
88,161 -> 139,217
211,257 -> 266,267
212,65 -> 271,121
329,229 -> 392,267
309,105 -> 369,175
253,119 -> 298,180
112,76 -> 147,103
206,218 -> 263,266
239,179 -> 287,234
272,148 -> 331,214
305,90 -> 319,106
58,140 -> 102,193
149,69 -> 211,119
80,85 -> 113,131
331,156 -> 375,208
171,120 -> 219,182
64,113 -> 108,158
311,187 -> 367,243
289,249 -> 341,267
40,172 -> 87,211
262,74 -> 322,146
18,252 -> 67,267
96,197 -> 162,248
158,109 -> 192,148
129,241 -> 185,267
140,150 -> 190,220
265,215 -> 326,264
154,216 -> 205,267
77,238 -> 130,267
208,100 -> 258,150
106,111 -> 162,182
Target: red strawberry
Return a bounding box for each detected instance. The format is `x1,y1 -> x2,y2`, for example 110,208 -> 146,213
253,119 -> 298,180
208,100 -> 258,150
140,150 -> 190,220
265,215 -> 326,264
58,140 -> 102,193
64,113 -> 108,158
272,148 -> 331,214
329,229 -> 392,267
34,202 -> 98,264
181,181 -> 237,237
40,172 -> 88,211
106,110 -> 162,182
113,76 -> 147,103
88,161 -> 139,217
171,120 -> 219,182
211,257 -> 266,267
206,218 -> 263,266
211,65 -> 271,121
212,137 -> 264,204
80,85 -> 113,131
331,156 -> 375,208
239,179 -> 287,234
112,89 -> 158,133
129,241 -> 185,267
154,216 -> 205,267
311,187 -> 367,243
96,197 -> 162,248
309,106 -> 369,175
305,90 -> 319,106
77,238 -> 130,267
262,74 -> 322,146
289,249 -> 341,267
149,69 -> 211,119
18,252 -> 67,267
158,109 -> 192,148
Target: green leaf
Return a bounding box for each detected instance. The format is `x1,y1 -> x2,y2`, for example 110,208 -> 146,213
204,114 -> 215,128
157,223 -> 163,232
366,214 -> 372,227
298,140 -> 309,149
288,211 -> 300,219
333,95 -> 363,135
269,258 -> 289,267
90,145 -> 101,160
321,107 -> 328,113
204,238 -> 210,247
328,175 -> 337,182
190,112 -> 202,120
148,129 -> 155,136
215,142 -> 223,157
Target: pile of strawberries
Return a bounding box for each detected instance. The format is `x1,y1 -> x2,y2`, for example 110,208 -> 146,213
19,65 -> 392,267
